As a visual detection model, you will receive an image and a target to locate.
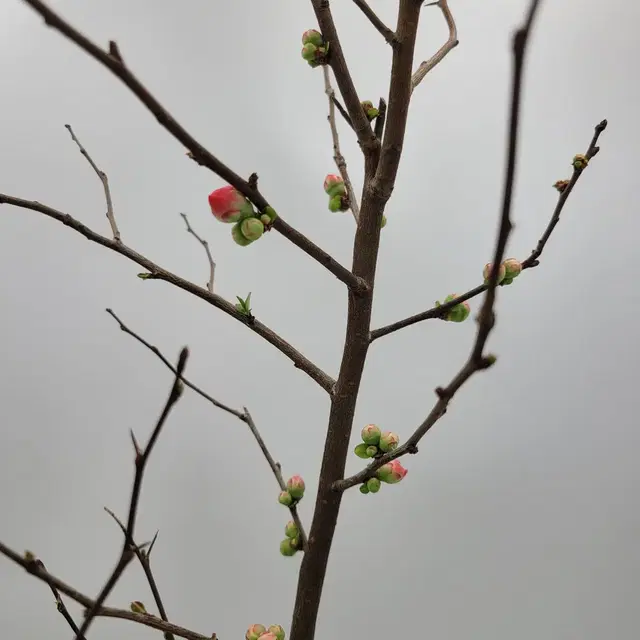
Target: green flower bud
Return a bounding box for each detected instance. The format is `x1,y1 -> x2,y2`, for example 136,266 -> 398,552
232,221 -> 254,246
361,424 -> 381,445
359,483 -> 370,494
378,431 -> 400,453
354,443 -> 370,459
572,154 -> 589,170
442,294 -> 470,323
328,195 -> 345,212
280,538 -> 298,557
268,625 -> 286,640
380,215 -> 387,229
240,217 -> 265,242
366,477 -> 381,493
278,491 -> 293,506
502,258 -> 522,281
301,43 -> 318,62
301,29 -> 323,47
365,445 -> 378,458
130,601 -> 147,614
483,262 -> 506,285
285,521 -> 299,539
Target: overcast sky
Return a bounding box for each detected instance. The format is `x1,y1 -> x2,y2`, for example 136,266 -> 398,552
1,1 -> 639,639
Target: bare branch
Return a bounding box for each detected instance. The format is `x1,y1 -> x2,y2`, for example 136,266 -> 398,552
411,0 -> 459,93
370,119 -> 607,342
373,98 -> 387,140
335,0 -> 548,492
323,65 -> 360,222
0,195 -> 335,393
20,0 -> 365,294
76,348 -> 188,639
351,0 -> 397,44
103,509 -> 175,640
106,308 -> 307,548
0,546 -> 213,640
179,213 -> 216,293
331,95 -> 353,130
64,123 -> 120,241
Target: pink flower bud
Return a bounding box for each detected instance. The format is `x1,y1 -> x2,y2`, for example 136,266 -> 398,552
324,174 -> 346,197
483,262 -> 506,285
378,431 -> 399,453
502,258 -> 522,281
267,625 -> 286,640
376,460 -> 408,484
240,217 -> 265,242
301,30 -> 323,47
286,475 -> 305,500
246,624 -> 267,640
279,538 -> 298,557
258,634 -> 279,640
361,424 -> 381,445
301,43 -> 318,62
208,185 -> 253,223
285,521 -> 299,539
278,491 -> 293,506
366,477 -> 381,493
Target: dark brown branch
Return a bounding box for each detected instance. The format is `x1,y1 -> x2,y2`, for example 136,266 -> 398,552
331,95 -> 353,130
336,0 -> 545,492
20,0 -> 365,294
0,195 -> 335,393
0,544 -> 212,639
106,308 -> 307,549
179,213 -> 215,293
35,559 -> 85,639
310,0 -> 377,158
351,0 -> 397,44
64,124 -> 120,241
76,348 -> 188,639
289,3 -> 424,640
370,119 -> 607,342
373,98 -> 387,140
103,509 -> 175,640
411,0 -> 459,93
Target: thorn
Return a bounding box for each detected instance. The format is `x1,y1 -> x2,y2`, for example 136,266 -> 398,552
130,430 -> 142,456
108,40 -> 124,63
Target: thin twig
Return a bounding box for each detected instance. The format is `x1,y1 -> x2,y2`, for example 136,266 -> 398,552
20,0 -> 366,294
34,559 -> 85,639
411,0 -> 459,93
0,543 -> 213,640
370,119 -> 607,341
331,96 -> 354,130
335,0 -> 545,492
76,348 -> 188,639
0,195 -> 335,392
64,124 -> 120,241
103,509 -> 175,640
351,0 -> 397,44
106,309 -> 307,549
323,65 -> 360,222
179,213 -> 216,293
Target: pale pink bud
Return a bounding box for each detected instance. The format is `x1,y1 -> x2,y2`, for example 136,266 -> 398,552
323,174 -> 346,197
267,625 -> 286,640
246,624 -> 267,640
361,424 -> 381,445
376,460 -> 408,484
257,633 -> 279,640
483,262 -> 506,284
301,29 -> 323,47
286,475 -> 305,500
208,185 -> 254,223
378,431 -> 399,453
502,258 -> 522,280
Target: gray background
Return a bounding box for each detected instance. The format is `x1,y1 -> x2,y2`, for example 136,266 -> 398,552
1,0 -> 638,638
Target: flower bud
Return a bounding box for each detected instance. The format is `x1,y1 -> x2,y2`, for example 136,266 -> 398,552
365,446 -> 378,458
258,634 -> 279,640
278,491 -> 293,506
380,215 -> 387,229
285,521 -> 299,539
366,477 -> 381,493
301,43 -> 318,62
502,258 -> 522,281
208,185 -> 254,223
286,475 -> 305,500
361,424 -> 381,445
246,624 -> 267,640
324,174 -> 346,197
328,195 -> 349,212
301,29 -> 323,47
361,100 -> 379,121
376,460 -> 408,484
354,443 -> 370,459
130,601 -> 147,614
280,538 -> 298,557
572,154 -> 589,170
232,222 -> 254,246
359,483 -> 370,494
267,625 -> 286,640
483,262 -> 506,285
262,206 -> 278,222
378,431 -> 399,453
553,179 -> 569,193
260,214 -> 271,226
442,294 -> 470,323
240,217 -> 265,242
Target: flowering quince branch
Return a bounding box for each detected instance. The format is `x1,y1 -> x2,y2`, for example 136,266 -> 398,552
106,308 -> 307,549
64,123 -> 120,241
351,0 -> 398,45
179,212 -> 216,293
0,195 -> 334,392
411,0 -> 459,93
330,95 -> 354,130
322,65 -> 360,222
369,118 -> 608,343
18,0 -> 365,294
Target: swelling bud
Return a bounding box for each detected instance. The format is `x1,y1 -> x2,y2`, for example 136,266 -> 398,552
246,625 -> 267,640
286,475 -> 305,500
361,424 -> 381,445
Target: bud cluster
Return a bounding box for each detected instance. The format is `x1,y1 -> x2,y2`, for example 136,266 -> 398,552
437,294 -> 471,323
246,623 -> 286,640
301,30 -> 329,67
324,174 -> 350,213
208,185 -> 277,247
279,520 -> 302,557
354,424 -> 408,494
483,257 -> 523,287
278,475 -> 305,508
